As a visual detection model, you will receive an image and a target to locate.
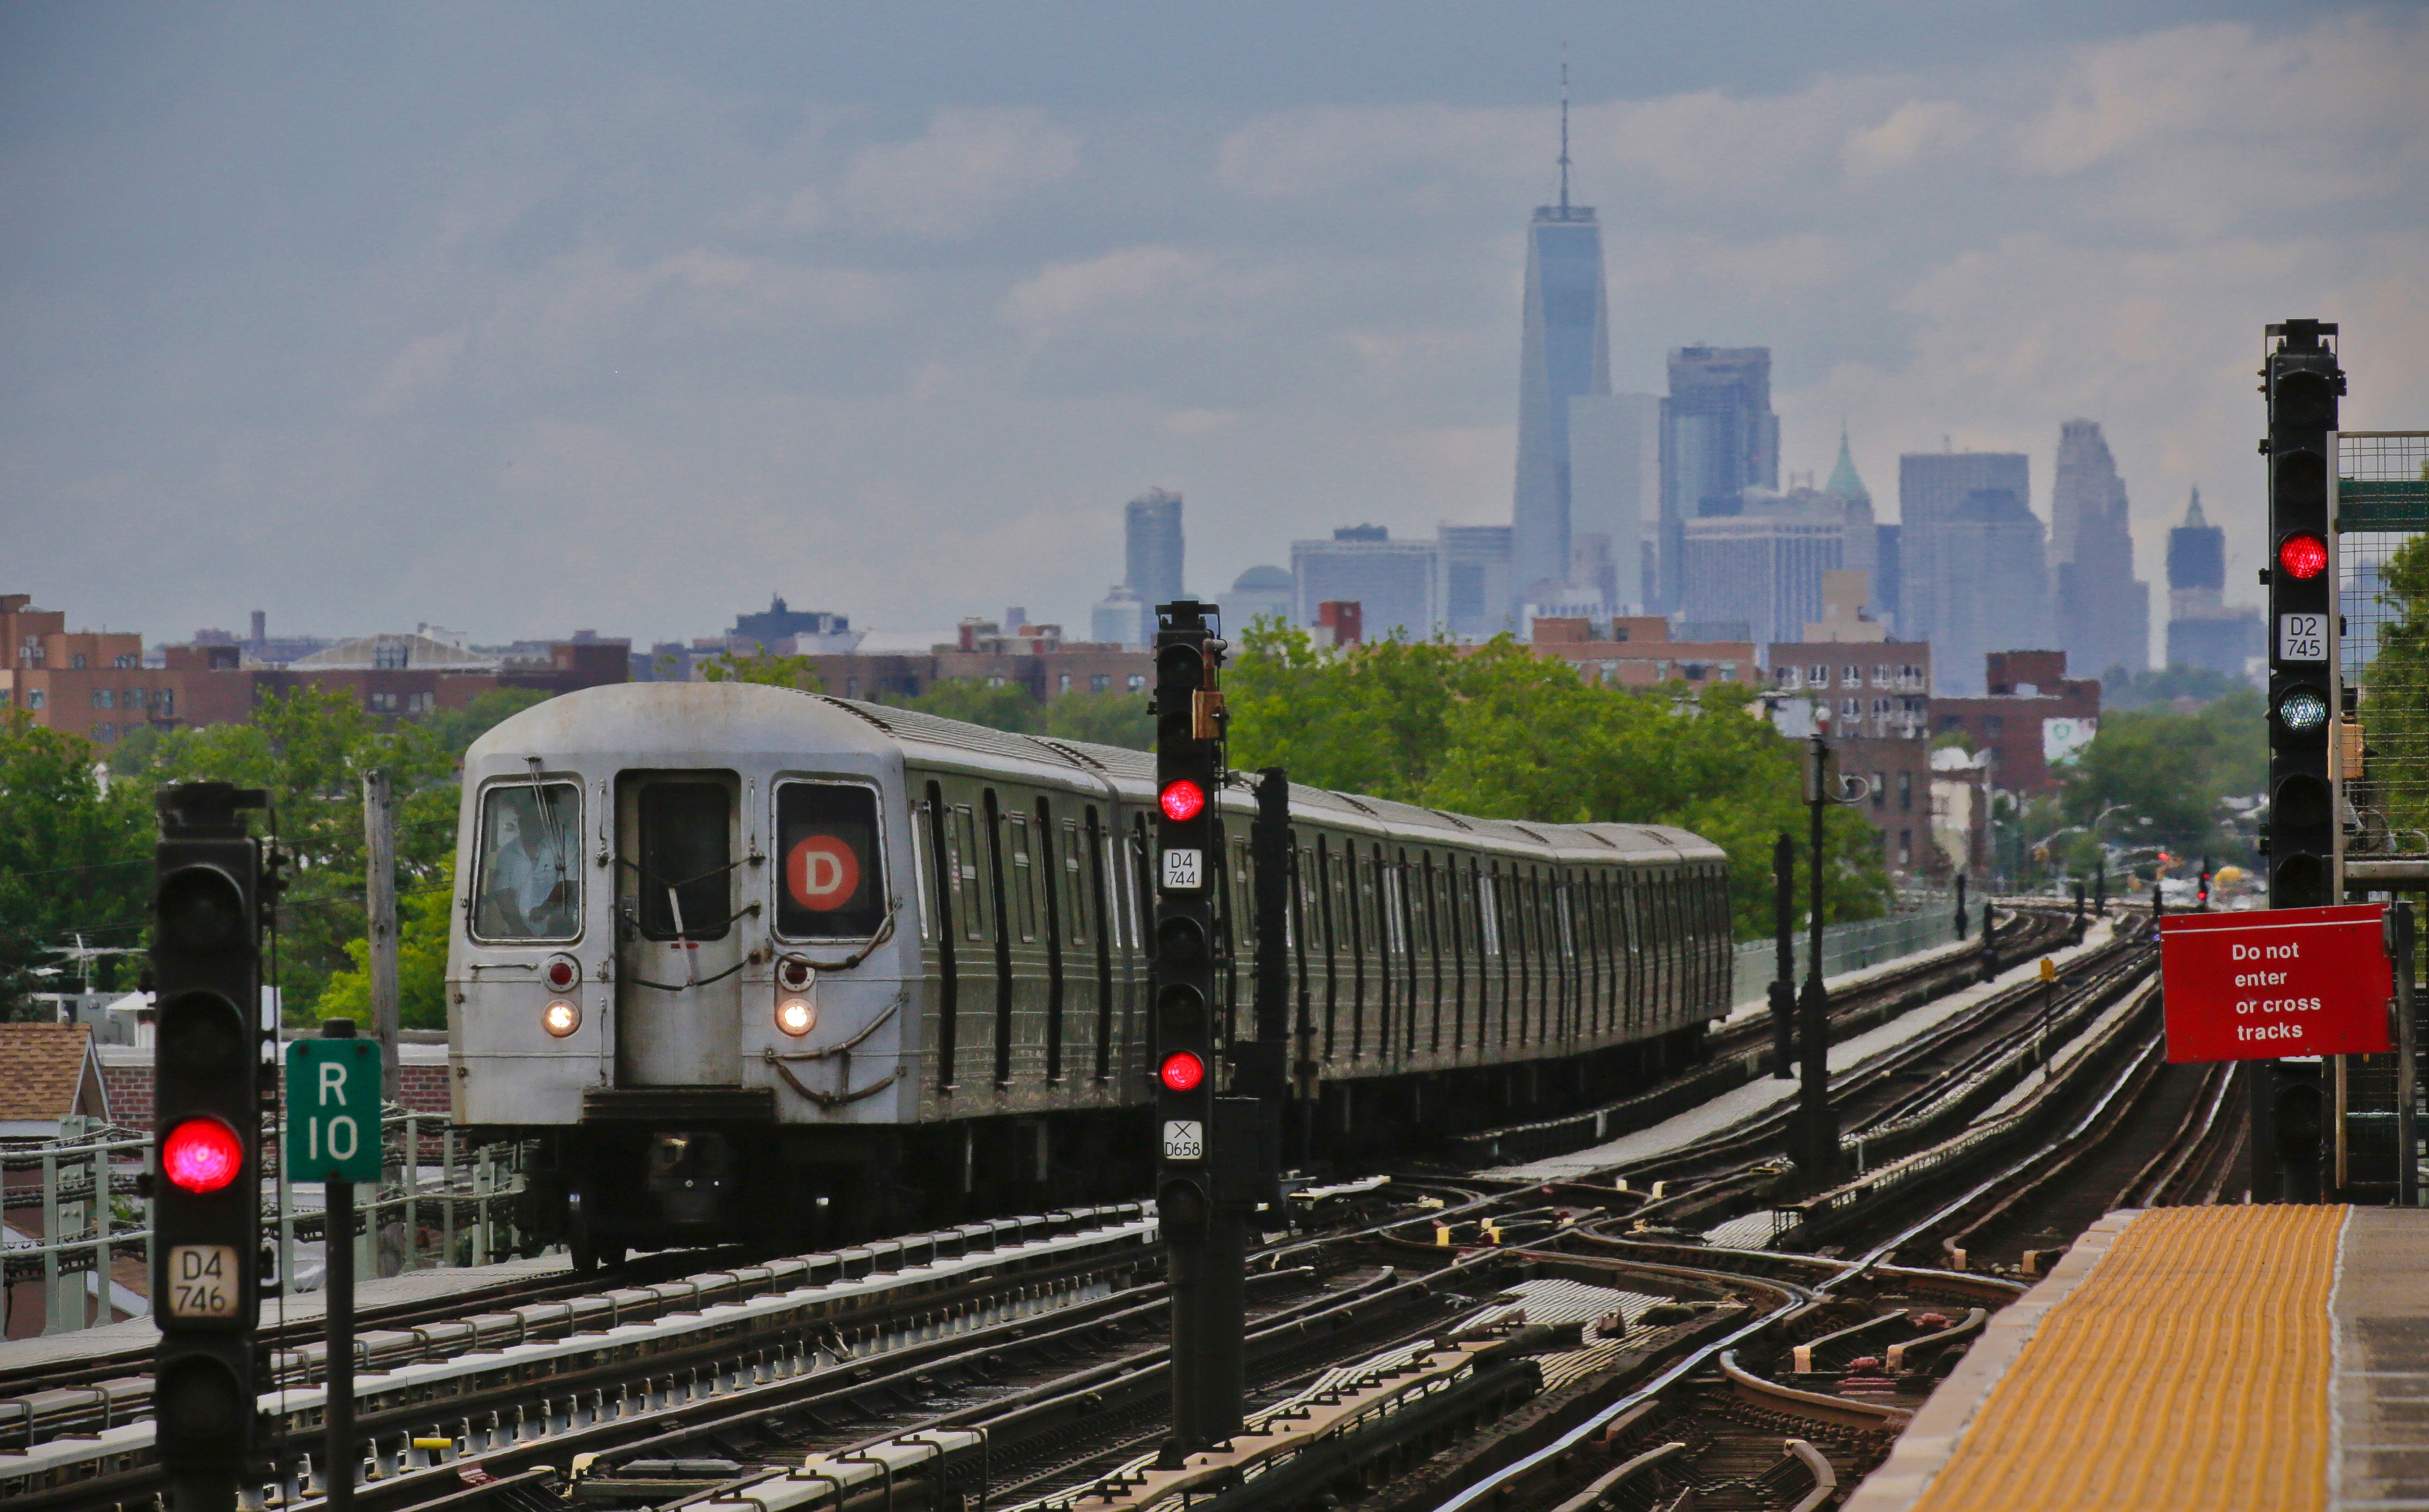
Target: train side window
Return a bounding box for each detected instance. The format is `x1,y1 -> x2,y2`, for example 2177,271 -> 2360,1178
472,780 -> 580,941
773,782 -> 887,940
926,782 -> 959,1090
950,806 -> 986,941
1061,818 -> 1089,946
1007,810 -> 1039,943
635,780 -> 732,941
1477,866 -> 1502,956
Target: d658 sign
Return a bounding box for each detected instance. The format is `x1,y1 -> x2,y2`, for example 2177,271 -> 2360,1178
2159,904 -> 2393,1062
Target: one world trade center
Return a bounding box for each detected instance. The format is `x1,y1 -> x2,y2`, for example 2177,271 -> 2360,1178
1509,93 -> 1612,616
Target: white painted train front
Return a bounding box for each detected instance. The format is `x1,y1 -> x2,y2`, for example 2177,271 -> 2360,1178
449,682 -> 1733,1264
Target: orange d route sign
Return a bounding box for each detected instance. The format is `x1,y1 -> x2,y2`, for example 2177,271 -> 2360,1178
2158,903 -> 2393,1062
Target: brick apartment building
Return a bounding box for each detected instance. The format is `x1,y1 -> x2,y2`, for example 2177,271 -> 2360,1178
1528,616 -> 1758,691
1931,650 -> 2102,797
2,595 -> 626,745
0,596 -> 189,743
800,620 -> 1154,705
1768,638 -> 1936,876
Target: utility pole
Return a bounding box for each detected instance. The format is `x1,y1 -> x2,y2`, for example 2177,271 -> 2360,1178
1771,834 -> 1795,1079
362,770 -> 401,1092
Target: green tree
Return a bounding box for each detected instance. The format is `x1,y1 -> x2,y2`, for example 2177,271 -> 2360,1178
319,855 -> 455,1030
2057,689 -> 2267,870
698,652 -> 824,691
1043,689 -> 1153,750
886,678 -> 1043,733
1226,625 -> 1891,936
0,715 -> 154,1015
2364,530 -> 2429,836
121,687 -> 460,1021
423,688 -> 554,757
2100,662 -> 2248,711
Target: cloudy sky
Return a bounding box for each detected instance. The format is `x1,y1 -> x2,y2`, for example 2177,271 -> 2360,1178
4,3 -> 2424,650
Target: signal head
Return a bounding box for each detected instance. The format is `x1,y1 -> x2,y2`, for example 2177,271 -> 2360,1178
1156,643 -> 1204,690
1158,1050 -> 1206,1093
1159,780 -> 1206,823
2277,533 -> 2328,581
157,867 -> 247,951
2276,686 -> 2329,733
1155,915 -> 1207,966
161,1117 -> 244,1194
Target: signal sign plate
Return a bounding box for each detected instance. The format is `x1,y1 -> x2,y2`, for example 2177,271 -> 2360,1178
1161,848 -> 1204,891
2279,613 -> 2327,662
1161,1120 -> 1205,1161
285,1039 -> 383,1182
166,1244 -> 240,1319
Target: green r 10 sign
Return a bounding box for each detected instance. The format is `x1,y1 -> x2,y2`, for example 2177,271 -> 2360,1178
285,1038 -> 383,1182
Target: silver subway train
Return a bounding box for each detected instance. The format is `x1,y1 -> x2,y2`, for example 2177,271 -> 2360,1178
449,682 -> 1734,1263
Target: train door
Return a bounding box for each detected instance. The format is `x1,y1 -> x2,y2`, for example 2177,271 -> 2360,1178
615,770 -> 744,1086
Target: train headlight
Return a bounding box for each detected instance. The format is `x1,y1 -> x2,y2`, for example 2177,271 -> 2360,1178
544,954 -> 581,992
542,999 -> 582,1038
776,997 -> 817,1037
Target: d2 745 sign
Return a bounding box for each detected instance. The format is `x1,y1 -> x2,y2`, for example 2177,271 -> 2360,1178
2159,904 -> 2393,1062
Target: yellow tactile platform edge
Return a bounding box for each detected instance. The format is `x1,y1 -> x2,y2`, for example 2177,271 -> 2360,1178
1852,1205 -> 2346,1512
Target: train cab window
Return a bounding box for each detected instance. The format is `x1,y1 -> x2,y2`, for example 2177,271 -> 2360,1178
472,781 -> 580,940
774,782 -> 887,939
636,780 -> 733,940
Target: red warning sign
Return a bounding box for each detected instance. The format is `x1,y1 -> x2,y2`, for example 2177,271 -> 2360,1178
2158,904 -> 2393,1062
786,834 -> 861,913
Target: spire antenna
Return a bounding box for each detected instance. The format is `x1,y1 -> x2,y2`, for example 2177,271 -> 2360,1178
1558,48 -> 1572,214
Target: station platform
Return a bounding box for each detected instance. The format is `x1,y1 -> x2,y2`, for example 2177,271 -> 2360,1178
1488,919 -> 2119,1182
1847,1204 -> 2429,1511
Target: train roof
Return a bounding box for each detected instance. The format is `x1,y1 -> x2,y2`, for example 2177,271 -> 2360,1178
466,683 -> 1724,867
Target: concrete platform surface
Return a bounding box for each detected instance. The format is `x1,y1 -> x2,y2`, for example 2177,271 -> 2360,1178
1845,1204 -> 2429,1512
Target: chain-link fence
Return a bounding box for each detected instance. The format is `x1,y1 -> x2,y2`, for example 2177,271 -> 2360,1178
1,1111 -> 544,1338
2334,431 -> 2428,1202
1730,889 -> 1961,1007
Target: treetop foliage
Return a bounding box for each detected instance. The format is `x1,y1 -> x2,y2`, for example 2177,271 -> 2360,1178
1224,623 -> 1891,937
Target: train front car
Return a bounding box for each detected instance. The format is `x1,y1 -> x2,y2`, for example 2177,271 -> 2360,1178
450,683 -> 919,1266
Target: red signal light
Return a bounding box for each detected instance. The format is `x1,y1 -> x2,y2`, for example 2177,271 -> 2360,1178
161,1117 -> 243,1194
2278,533 -> 2328,580
1159,780 -> 1206,823
1158,1051 -> 1206,1092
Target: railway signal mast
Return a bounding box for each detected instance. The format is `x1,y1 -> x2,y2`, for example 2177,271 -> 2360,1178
1150,599 -> 1249,1459
2257,317 -> 2344,1202
150,783 -> 273,1512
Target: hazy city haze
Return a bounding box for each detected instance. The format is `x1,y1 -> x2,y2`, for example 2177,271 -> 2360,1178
3,3 -> 2422,645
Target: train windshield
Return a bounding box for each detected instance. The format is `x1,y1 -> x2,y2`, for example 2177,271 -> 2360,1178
637,781 -> 734,941
775,782 -> 886,938
473,782 -> 581,940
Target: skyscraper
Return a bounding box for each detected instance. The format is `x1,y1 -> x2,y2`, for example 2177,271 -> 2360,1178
1567,393 -> 1660,611
2165,487 -> 2262,678
1438,525 -> 1515,637
1292,526 -> 1439,639
1656,347 -> 1780,609
1510,89 -> 1612,614
1124,487 -> 1185,610
2048,420 -> 2150,678
1899,451 -> 2048,694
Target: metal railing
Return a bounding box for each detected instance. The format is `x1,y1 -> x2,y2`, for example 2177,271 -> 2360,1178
1,1111 -> 542,1338
1730,890 -> 1960,1007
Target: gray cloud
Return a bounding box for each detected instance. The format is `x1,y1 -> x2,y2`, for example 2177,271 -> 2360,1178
1,9 -> 2421,651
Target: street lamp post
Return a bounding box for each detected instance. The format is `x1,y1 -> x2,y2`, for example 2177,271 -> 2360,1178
1771,834 -> 1795,1080
1796,710 -> 1870,1193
